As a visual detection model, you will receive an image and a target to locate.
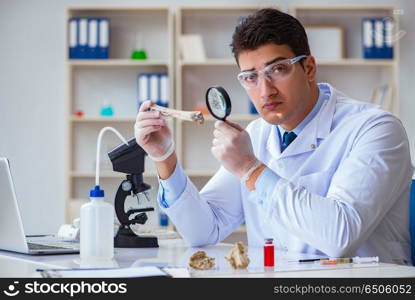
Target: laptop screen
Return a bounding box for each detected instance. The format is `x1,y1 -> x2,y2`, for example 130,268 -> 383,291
0,158 -> 30,252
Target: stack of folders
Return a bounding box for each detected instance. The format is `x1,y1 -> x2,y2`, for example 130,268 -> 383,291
69,18 -> 110,59
137,73 -> 169,109
362,17 -> 394,59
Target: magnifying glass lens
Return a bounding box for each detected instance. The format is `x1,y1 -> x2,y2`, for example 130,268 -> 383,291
206,86 -> 231,120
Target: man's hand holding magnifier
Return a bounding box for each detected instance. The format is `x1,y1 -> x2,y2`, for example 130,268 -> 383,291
206,86 -> 265,190
211,120 -> 262,181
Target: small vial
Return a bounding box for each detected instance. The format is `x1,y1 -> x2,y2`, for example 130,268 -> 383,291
264,238 -> 275,267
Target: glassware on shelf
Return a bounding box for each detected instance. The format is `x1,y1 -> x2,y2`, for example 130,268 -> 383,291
131,33 -> 148,60
100,100 -> 114,117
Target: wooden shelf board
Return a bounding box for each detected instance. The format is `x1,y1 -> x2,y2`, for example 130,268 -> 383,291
67,59 -> 169,67
293,5 -> 395,12
317,58 -> 395,67
179,58 -> 235,66
70,171 -> 157,178
70,116 -> 136,122
69,116 -> 135,123
67,6 -> 171,12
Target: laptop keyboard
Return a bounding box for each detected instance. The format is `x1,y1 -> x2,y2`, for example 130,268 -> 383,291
28,242 -> 79,250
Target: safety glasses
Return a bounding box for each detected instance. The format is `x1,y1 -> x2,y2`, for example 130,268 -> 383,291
237,55 -> 307,90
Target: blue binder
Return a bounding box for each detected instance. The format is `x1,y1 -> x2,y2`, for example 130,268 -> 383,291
97,18 -> 109,59
137,73 -> 149,110
68,18 -> 79,59
384,18 -> 394,59
373,18 -> 385,59
69,17 -> 110,59
137,73 -> 169,110
362,17 -> 394,59
362,18 -> 374,59
87,18 -> 98,59
77,18 -> 88,59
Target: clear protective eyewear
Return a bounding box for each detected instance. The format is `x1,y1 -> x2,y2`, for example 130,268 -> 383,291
237,55 -> 307,89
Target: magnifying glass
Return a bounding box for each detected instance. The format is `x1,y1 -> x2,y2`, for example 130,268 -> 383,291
205,86 -> 232,121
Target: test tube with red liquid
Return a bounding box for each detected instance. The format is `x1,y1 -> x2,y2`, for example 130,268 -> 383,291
264,238 -> 274,267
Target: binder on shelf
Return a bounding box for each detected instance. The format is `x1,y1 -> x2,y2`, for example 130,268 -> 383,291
159,74 -> 169,107
362,18 -> 374,59
384,18 -> 394,59
362,17 -> 394,59
68,18 -> 78,59
150,74 -> 159,104
137,73 -> 150,109
97,18 -> 110,59
68,17 -> 109,59
137,73 -> 169,110
78,18 -> 88,59
374,19 -> 384,59
87,18 -> 98,59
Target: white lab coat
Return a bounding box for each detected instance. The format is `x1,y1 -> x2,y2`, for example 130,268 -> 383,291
161,84 -> 413,264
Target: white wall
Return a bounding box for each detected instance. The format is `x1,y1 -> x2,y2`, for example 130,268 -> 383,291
0,0 -> 412,234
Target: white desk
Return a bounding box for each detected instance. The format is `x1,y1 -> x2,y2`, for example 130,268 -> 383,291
1,239 -> 414,278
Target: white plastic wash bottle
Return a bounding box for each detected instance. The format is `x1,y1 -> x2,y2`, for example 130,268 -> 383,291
80,185 -> 114,261
80,127 -> 129,261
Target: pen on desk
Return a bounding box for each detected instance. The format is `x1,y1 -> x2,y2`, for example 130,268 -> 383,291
321,256 -> 379,265
298,258 -> 329,263
26,235 -> 53,237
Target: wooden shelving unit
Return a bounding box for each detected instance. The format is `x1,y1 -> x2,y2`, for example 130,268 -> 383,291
64,6 -> 174,223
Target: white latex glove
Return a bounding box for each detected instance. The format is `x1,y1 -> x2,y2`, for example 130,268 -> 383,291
134,100 -> 174,161
211,120 -> 259,179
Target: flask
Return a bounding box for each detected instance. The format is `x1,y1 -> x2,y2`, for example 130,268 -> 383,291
264,238 -> 275,267
80,185 -> 114,261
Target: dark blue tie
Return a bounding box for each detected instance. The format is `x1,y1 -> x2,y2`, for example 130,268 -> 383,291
282,131 -> 297,152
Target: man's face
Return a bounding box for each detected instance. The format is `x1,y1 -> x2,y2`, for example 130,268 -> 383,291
238,43 -> 317,130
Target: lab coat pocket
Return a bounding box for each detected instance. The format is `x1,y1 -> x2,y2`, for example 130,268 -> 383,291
297,168 -> 334,196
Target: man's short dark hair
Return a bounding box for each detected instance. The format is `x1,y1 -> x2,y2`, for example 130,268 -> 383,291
230,8 -> 310,63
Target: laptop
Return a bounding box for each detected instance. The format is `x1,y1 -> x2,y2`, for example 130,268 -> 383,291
0,157 -> 79,255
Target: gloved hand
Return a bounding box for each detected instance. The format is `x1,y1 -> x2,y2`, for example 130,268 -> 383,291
211,120 -> 260,179
134,100 -> 174,161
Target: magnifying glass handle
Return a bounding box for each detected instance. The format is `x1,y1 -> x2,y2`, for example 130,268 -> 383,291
150,104 -> 204,124
222,119 -> 244,132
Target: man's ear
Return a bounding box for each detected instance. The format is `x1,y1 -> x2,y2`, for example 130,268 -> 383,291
304,56 -> 317,82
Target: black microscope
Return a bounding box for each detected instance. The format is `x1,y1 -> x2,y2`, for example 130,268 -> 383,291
107,137 -> 158,248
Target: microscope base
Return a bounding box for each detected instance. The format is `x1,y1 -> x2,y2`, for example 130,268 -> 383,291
114,227 -> 159,248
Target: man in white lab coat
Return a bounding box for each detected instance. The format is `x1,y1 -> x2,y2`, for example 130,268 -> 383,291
135,8 -> 413,264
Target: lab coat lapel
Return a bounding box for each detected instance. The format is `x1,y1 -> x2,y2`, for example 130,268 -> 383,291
280,120 -> 318,158
266,125 -> 282,159
279,84 -> 337,158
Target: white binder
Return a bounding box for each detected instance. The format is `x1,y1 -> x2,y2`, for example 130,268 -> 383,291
150,74 -> 159,103
160,74 -> 169,107
78,18 -> 88,58
98,18 -> 109,58
69,18 -> 78,58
